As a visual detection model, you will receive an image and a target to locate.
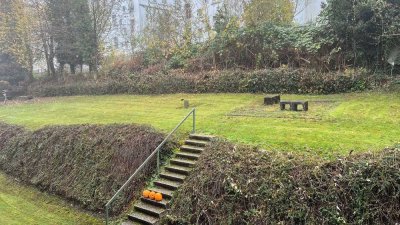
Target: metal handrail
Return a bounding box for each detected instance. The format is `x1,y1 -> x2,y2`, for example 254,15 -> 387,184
105,108 -> 196,224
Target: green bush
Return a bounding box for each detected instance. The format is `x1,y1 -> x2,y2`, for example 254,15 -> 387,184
0,123 -> 176,214
0,53 -> 28,85
28,69 -> 392,97
164,141 -> 400,225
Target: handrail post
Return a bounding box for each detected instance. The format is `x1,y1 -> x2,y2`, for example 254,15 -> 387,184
105,204 -> 109,225
157,148 -> 160,175
192,108 -> 196,134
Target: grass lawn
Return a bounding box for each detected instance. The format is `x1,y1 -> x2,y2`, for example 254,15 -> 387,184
0,172 -> 101,225
0,92 -> 399,157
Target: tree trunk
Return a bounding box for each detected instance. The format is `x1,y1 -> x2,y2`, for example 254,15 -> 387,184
93,40 -> 99,73
59,63 -> 65,74
49,37 -> 56,77
26,44 -> 34,82
43,39 -> 51,77
70,64 -> 76,74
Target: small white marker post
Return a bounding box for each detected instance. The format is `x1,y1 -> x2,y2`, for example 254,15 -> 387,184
2,90 -> 7,104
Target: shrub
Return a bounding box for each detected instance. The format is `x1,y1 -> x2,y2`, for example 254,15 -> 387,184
0,80 -> 11,90
0,123 -> 176,214
164,141 -> 400,225
0,53 -> 28,85
28,68 -> 392,97
388,78 -> 400,92
0,123 -> 25,150
106,55 -> 146,76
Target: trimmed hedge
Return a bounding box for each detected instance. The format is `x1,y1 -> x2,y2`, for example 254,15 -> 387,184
164,141 -> 400,225
0,123 -> 175,214
28,69 -> 394,97
389,78 -> 400,92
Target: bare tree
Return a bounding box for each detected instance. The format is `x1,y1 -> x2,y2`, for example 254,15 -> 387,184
88,0 -> 122,73
30,0 -> 56,77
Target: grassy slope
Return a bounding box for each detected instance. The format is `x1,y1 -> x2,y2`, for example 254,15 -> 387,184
0,92 -> 399,157
0,172 -> 101,225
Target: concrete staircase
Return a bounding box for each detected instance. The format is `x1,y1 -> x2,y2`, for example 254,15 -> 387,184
123,134 -> 214,225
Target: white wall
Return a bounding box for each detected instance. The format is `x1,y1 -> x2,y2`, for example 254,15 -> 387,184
104,0 -> 135,54
294,0 -> 326,24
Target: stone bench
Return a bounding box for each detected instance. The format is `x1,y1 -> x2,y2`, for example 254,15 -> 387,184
280,101 -> 309,111
264,95 -> 281,105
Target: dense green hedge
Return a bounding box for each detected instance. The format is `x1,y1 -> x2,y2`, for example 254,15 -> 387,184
389,78 -> 400,92
165,141 -> 400,225
0,123 -> 175,214
28,69 -> 393,97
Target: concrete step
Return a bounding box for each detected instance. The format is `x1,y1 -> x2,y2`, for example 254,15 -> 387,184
165,165 -> 192,175
170,158 -> 197,167
154,179 -> 181,190
160,171 -> 187,182
122,221 -> 147,225
140,197 -> 169,208
121,221 -> 136,225
128,211 -> 158,225
148,187 -> 174,199
124,133 -> 214,225
134,202 -> 166,218
185,139 -> 209,147
189,134 -> 215,141
180,145 -> 204,154
176,152 -> 201,160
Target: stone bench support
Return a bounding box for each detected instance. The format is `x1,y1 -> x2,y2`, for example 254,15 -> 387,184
280,101 -> 309,111
264,95 -> 281,105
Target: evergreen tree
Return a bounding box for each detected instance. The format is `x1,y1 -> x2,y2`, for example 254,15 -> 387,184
48,0 -> 95,74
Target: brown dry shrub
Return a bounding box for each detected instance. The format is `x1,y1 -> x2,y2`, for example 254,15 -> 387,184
184,56 -> 215,73
140,63 -> 165,75
164,141 -> 400,225
0,123 -> 25,150
114,55 -> 145,73
0,123 -> 176,214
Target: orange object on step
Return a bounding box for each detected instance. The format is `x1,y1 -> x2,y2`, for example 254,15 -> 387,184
143,190 -> 150,198
155,193 -> 163,201
149,191 -> 156,200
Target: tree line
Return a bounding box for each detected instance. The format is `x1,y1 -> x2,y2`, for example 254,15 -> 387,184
0,0 -> 399,86
109,0 -> 400,76
0,0 -> 120,83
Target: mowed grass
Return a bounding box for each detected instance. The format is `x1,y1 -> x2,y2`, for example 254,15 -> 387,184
0,172 -> 101,225
0,92 -> 399,157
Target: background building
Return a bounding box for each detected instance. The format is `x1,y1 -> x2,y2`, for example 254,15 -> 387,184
294,0 -> 326,24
